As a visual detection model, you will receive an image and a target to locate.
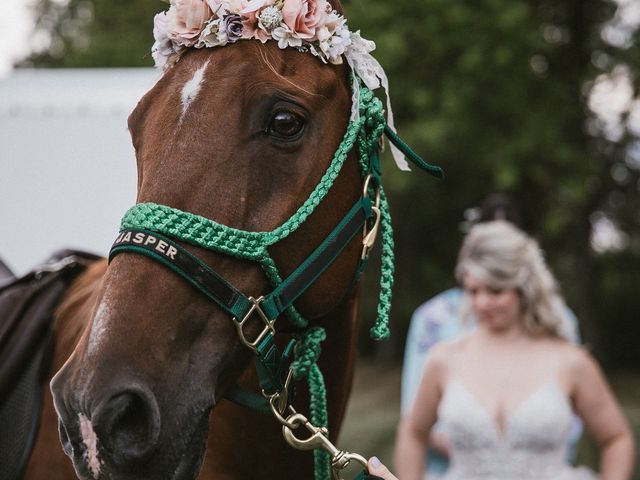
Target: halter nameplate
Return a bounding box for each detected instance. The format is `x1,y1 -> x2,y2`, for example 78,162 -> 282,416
113,231 -> 178,260
110,228 -> 244,315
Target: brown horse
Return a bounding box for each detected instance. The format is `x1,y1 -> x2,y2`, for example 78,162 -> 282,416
25,27 -> 371,480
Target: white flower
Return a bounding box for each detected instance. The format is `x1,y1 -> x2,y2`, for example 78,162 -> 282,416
315,25 -> 331,44
272,25 -> 303,49
152,11 -> 176,68
322,10 -> 344,35
198,18 -> 223,47
324,21 -> 350,62
216,23 -> 229,44
348,30 -> 375,54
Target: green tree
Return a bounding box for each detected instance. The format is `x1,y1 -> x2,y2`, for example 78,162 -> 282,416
345,0 -> 640,363
23,0 -> 162,67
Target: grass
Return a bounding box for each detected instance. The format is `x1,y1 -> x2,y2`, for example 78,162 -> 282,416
337,361 -> 401,467
338,361 -> 640,478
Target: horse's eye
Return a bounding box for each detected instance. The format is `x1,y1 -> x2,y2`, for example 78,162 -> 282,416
267,111 -> 305,139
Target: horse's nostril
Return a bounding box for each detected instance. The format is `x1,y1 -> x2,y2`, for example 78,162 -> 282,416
93,389 -> 161,464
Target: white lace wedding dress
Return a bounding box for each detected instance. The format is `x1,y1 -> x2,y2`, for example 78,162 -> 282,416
434,380 -> 598,480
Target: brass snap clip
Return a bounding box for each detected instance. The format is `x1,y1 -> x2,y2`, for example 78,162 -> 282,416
361,174 -> 381,260
282,412 -> 367,480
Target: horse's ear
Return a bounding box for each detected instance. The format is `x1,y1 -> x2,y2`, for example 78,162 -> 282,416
331,0 -> 344,15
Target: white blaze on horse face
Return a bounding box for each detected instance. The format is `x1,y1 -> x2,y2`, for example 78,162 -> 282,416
79,413 -> 101,478
180,59 -> 210,121
87,299 -> 112,356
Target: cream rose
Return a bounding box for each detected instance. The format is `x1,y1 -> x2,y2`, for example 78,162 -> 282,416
168,0 -> 212,47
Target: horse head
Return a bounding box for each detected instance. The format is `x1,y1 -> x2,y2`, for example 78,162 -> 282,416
50,2 -> 441,479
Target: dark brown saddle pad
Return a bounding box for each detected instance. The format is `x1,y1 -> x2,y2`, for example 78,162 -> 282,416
0,257 -> 15,286
0,250 -> 100,398
0,250 -> 100,480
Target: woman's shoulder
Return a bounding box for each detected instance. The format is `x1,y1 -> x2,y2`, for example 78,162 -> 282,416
543,339 -> 593,363
424,334 -> 472,368
539,339 -> 602,380
421,339 -> 470,392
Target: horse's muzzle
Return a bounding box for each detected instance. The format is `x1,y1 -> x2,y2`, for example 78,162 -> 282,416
51,371 -> 173,479
51,364 -> 213,480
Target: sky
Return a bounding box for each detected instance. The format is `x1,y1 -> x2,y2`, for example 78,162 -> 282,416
0,1 -> 33,77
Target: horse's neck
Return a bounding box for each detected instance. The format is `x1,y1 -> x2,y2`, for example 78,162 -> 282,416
24,260 -> 107,480
202,291 -> 361,480
52,260 -> 108,366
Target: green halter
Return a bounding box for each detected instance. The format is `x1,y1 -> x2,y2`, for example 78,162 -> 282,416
109,82 -> 442,480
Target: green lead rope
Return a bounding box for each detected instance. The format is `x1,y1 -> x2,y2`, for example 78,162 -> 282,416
384,125 -> 445,179
371,187 -> 393,340
290,328 -> 331,480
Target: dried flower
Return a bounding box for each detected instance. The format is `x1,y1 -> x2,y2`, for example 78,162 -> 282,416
258,6 -> 283,32
222,14 -> 244,42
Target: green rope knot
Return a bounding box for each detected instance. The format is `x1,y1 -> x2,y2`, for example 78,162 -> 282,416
290,326 -> 327,381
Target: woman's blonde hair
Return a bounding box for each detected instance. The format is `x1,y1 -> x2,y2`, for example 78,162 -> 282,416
455,220 -> 570,338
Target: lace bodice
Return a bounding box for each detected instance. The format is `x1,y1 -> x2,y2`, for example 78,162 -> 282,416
435,380 -> 597,480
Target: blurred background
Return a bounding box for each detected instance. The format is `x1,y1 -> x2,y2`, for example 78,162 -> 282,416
0,0 -> 638,476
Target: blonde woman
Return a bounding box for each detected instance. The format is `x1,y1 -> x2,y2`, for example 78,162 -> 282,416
395,221 -> 635,480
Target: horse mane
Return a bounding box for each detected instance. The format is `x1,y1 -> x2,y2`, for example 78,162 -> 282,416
54,259 -> 108,353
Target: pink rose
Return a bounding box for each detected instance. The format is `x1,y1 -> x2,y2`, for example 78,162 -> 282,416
168,0 -> 212,47
281,0 -> 327,40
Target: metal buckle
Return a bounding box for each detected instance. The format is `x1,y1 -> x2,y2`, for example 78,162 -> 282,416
263,368 -> 294,415
233,296 -> 276,353
361,174 -> 381,260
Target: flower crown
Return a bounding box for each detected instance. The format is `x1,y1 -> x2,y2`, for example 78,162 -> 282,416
153,0 -> 354,68
152,0 -> 412,171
